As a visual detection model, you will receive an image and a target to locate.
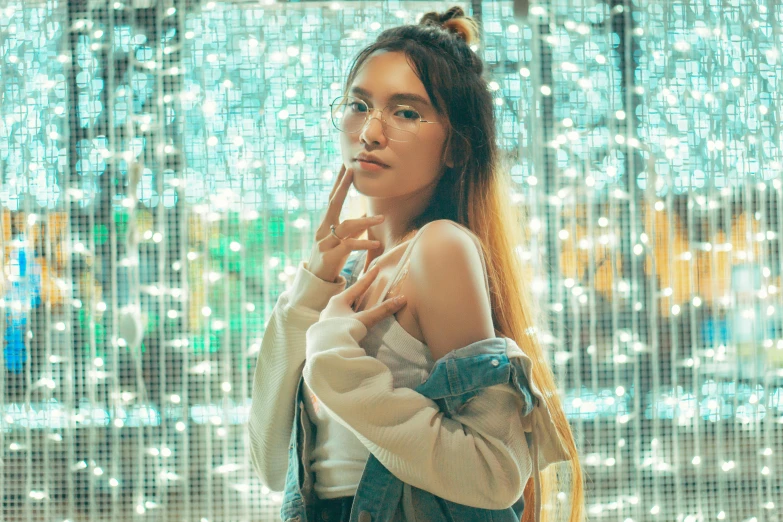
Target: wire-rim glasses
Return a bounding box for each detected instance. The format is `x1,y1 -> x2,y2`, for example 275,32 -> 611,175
329,95 -> 442,142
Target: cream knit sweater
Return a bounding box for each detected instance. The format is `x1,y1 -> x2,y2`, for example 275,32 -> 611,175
248,260 -> 569,511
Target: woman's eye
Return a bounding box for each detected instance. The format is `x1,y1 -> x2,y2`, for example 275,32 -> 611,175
349,102 -> 369,112
395,108 -> 420,120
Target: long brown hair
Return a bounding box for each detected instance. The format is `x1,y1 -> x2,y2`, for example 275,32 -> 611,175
343,6 -> 585,522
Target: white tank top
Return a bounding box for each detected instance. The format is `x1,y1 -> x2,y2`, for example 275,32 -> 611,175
302,221 -> 490,500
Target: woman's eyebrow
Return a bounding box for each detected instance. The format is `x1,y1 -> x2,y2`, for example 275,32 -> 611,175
350,86 -> 431,107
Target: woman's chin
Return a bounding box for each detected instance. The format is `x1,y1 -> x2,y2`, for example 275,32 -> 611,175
352,179 -> 393,197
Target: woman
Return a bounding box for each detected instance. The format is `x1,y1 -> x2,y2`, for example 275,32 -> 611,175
249,7 -> 584,522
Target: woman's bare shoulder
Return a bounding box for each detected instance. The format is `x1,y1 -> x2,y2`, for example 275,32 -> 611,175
406,220 -> 494,360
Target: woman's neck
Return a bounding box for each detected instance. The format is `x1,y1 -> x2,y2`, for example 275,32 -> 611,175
362,227 -> 418,274
363,184 -> 435,252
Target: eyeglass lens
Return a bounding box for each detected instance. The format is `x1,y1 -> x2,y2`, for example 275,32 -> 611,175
330,95 -> 422,141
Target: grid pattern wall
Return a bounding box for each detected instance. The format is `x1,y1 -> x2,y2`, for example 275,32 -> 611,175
1,0 -> 781,521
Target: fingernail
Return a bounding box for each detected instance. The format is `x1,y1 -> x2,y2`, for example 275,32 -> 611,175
395,295 -> 406,304
374,215 -> 385,221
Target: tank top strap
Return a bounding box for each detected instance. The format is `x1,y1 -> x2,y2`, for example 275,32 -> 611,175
372,220 -> 491,308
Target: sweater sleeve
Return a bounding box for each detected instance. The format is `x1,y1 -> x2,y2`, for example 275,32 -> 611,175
247,261 -> 347,491
302,316 -> 534,510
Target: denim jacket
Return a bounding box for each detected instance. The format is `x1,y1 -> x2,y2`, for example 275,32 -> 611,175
280,335 -> 552,522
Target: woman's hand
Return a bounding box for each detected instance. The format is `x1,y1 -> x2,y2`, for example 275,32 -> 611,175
319,264 -> 407,331
307,164 -> 385,283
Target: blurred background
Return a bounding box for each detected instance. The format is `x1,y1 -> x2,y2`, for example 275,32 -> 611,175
2,0 -> 782,520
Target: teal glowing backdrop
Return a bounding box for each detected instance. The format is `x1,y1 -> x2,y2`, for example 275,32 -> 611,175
1,0 -> 781,520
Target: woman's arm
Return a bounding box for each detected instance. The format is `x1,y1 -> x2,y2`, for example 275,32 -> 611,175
303,317 -> 532,509
303,222 -> 535,508
248,261 -> 347,491
406,221 -> 498,361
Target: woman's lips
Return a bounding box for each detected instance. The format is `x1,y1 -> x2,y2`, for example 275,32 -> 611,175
355,159 -> 390,171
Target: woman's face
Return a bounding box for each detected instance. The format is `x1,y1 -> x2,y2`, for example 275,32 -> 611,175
340,50 -> 453,199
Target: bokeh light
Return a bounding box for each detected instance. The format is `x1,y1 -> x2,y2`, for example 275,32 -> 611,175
1,0 -> 782,520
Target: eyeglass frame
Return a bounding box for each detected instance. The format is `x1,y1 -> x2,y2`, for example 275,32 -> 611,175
329,94 -> 444,142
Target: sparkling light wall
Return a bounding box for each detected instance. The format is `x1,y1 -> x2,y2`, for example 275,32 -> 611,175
1,0 -> 781,521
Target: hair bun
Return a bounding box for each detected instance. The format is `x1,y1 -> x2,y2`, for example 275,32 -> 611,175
419,6 -> 480,46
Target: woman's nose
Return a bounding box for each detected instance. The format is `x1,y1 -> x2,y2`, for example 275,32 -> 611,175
359,108 -> 386,144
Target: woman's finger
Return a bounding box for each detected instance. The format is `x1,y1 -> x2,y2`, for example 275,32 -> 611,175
324,166 -> 354,225
333,215 -> 385,242
360,295 -> 407,329
338,238 -> 383,253
342,263 -> 380,302
326,164 -> 347,203
320,166 -> 346,230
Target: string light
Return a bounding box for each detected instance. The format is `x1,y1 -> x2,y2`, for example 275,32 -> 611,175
1,0 -> 781,520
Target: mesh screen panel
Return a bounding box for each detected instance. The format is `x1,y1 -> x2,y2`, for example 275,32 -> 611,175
1,0 -> 781,520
